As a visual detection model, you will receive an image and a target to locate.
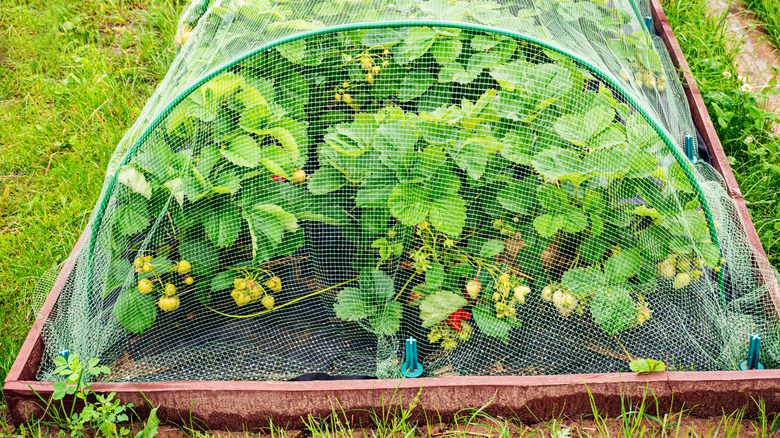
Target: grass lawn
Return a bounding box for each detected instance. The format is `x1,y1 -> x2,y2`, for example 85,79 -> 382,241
1,0 -> 779,435
0,0 -> 179,386
744,0 -> 780,50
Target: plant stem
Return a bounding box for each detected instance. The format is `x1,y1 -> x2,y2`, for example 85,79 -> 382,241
394,272 -> 417,302
204,277 -> 358,319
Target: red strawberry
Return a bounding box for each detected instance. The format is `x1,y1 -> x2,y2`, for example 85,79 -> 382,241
445,309 -> 471,332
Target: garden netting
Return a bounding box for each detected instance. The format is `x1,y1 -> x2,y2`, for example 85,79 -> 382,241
33,0 -> 780,381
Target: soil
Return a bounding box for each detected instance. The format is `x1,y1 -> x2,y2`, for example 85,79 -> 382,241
707,0 -> 780,134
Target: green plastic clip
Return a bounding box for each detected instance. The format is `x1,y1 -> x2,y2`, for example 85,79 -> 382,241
685,135 -> 698,165
740,334 -> 764,370
402,337 -> 423,377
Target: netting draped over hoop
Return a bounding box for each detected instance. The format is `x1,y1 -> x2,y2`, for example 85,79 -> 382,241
34,0 -> 780,382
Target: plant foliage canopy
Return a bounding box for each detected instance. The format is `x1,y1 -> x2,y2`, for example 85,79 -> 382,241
34,0 -> 780,381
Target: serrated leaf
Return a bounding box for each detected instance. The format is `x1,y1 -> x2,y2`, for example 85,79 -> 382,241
179,239 -> 220,278
114,288 -> 156,334
454,137 -> 488,180
356,169 -> 395,207
533,213 -> 562,238
117,166 -> 152,199
389,183 -> 429,226
562,209 -> 588,233
115,202 -> 150,236
591,285 -> 635,335
254,204 -> 297,233
431,38 -> 462,65
370,301 -> 402,335
604,248 -> 641,284
222,135 -> 259,168
334,287 -> 377,321
419,290 -> 468,328
427,263 -> 445,290
532,147 -> 586,182
399,70 -> 435,102
309,165 -> 346,195
473,303 -> 518,340
429,194 -> 466,237
276,39 -> 306,64
102,258 -> 133,298
629,358 -> 667,373
480,239 -> 505,258
561,266 -> 605,297
203,200 -> 241,248
397,27 -> 438,64
211,271 -> 237,292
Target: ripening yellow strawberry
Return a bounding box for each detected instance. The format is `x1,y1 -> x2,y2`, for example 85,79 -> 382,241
673,272 -> 691,289
233,278 -> 247,290
248,285 -> 263,302
138,279 -> 153,294
264,276 -> 282,293
184,276 -> 194,285
513,285 -> 531,304
290,169 -> 307,184
158,295 -> 180,312
262,295 -> 275,310
465,280 -> 481,300
177,260 -> 191,275
164,283 -> 177,296
231,289 -> 251,306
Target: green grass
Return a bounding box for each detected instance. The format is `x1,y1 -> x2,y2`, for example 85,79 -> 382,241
0,0 -> 179,385
663,0 -> 780,266
0,0 -> 780,434
744,0 -> 780,51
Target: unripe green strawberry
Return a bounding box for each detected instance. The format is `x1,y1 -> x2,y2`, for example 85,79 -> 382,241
673,272 -> 691,289
164,283 -> 177,296
177,260 -> 191,275
158,295 -> 180,312
184,276 -> 194,285
387,229 -> 396,238
134,257 -> 144,269
465,280 -> 482,300
138,279 -> 153,294
262,294 -> 275,310
541,285 -> 554,302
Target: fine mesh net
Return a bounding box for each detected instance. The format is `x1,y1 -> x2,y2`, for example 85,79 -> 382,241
34,0 -> 780,382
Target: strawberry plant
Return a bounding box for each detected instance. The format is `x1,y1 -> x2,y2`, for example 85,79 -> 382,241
98,0 -> 723,359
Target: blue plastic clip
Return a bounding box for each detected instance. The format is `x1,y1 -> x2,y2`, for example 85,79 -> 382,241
401,337 -> 424,377
684,135 -> 698,165
645,16 -> 653,34
58,350 -> 70,362
740,334 -> 764,370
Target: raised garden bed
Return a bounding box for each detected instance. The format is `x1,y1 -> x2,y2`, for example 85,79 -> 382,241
5,0 -> 780,430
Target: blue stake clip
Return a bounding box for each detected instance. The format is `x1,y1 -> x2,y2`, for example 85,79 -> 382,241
685,135 -> 698,165
401,337 -> 424,378
740,334 -> 764,370
58,349 -> 70,362
645,16 -> 653,34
